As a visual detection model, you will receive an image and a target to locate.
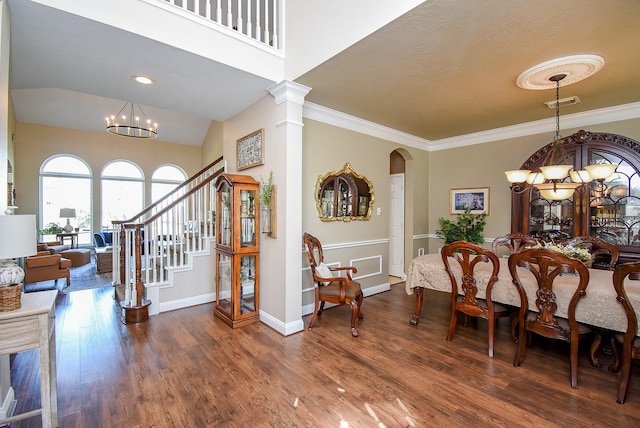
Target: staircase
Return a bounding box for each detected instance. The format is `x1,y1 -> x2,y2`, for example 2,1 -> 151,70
111,157 -> 225,323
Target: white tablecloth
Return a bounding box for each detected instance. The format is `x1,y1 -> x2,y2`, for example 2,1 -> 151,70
406,253 -> 640,333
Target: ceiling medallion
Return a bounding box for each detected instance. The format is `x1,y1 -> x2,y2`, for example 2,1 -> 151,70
516,54 -> 605,90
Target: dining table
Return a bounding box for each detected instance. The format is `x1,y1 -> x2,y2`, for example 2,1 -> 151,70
405,253 -> 640,335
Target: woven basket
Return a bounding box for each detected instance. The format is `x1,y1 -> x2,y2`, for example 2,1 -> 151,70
0,283 -> 22,312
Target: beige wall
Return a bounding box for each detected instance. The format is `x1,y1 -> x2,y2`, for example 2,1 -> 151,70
301,118 -> 429,307
200,120 -> 224,167
14,122 -> 202,232
428,118 -> 640,253
221,94 -> 288,320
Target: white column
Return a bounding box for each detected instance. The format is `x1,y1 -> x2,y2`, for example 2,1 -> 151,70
267,80 -> 311,335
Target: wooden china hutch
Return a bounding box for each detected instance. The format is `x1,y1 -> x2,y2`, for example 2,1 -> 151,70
214,173 -> 260,328
510,131 -> 640,264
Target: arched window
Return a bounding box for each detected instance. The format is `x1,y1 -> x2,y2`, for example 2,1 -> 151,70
40,155 -> 92,245
101,160 -> 144,229
151,164 -> 187,202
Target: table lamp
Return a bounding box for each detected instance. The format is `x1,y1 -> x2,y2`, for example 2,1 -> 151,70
59,208 -> 76,233
0,214 -> 37,286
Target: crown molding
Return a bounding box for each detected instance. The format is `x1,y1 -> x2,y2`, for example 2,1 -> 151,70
303,101 -> 640,152
428,101 -> 640,151
303,102 -> 430,150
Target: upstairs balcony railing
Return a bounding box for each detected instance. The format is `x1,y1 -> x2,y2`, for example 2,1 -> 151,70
112,157 -> 225,311
159,0 -> 282,50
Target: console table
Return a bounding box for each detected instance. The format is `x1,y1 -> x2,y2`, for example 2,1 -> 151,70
56,232 -> 78,249
0,290 -> 58,427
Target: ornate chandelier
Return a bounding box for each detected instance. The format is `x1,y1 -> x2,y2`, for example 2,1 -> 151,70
106,102 -> 158,139
505,74 -> 616,200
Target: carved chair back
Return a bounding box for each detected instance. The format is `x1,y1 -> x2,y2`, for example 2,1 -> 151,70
611,260 -> 640,403
492,233 -> 538,256
564,236 -> 619,270
441,240 -> 510,357
508,247 -> 590,388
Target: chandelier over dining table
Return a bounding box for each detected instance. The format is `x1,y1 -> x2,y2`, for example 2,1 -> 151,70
505,73 -> 617,200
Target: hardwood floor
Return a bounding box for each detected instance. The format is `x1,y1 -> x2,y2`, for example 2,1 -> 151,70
8,283 -> 640,427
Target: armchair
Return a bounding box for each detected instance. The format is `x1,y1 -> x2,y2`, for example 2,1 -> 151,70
303,232 -> 364,337
24,251 -> 71,286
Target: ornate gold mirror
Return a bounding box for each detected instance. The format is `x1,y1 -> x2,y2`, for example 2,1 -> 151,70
315,163 -> 374,222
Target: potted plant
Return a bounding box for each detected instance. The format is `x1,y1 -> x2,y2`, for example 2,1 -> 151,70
258,171 -> 273,234
436,208 -> 487,245
38,223 -> 65,236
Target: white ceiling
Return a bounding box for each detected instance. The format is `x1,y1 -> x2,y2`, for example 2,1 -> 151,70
8,0 -> 640,147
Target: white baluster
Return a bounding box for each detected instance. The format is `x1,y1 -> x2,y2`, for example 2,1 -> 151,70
237,0 -> 243,33
227,0 -> 232,28
263,0 -> 270,46
216,0 -> 222,23
194,0 -> 199,15
255,0 -> 261,42
205,0 -> 211,20
272,0 -> 278,48
246,0 -> 252,38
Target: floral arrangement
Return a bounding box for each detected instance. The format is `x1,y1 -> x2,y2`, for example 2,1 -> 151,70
528,242 -> 593,264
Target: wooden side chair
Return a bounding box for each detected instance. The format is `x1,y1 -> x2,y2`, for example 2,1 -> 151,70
611,260 -> 640,404
491,233 -> 538,256
441,241 -> 511,357
303,232 -> 364,337
508,248 -> 591,388
564,236 -> 619,270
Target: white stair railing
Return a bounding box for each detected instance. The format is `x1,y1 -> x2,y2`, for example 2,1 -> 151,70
112,157 -> 225,309
159,0 -> 281,50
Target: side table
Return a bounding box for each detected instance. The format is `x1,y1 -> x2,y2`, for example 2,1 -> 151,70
0,290 -> 58,427
95,247 -> 113,273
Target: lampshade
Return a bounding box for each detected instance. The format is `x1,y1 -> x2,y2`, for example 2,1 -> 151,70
585,164 -> 618,180
505,170 -> 531,183
0,215 -> 37,259
59,208 -> 76,218
569,170 -> 593,183
535,182 -> 581,201
0,215 -> 37,286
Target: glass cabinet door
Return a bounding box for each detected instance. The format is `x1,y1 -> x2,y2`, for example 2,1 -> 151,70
240,188 -> 256,248
219,183 -> 232,247
216,252 -> 232,316
239,255 -> 257,314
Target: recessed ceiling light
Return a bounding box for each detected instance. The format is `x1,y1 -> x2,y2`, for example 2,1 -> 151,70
516,54 -> 605,90
132,75 -> 154,85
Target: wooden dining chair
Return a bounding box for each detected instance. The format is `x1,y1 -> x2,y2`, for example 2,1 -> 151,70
491,233 -> 538,256
508,247 -> 591,388
303,232 -> 364,337
564,236 -> 619,270
611,260 -> 640,404
441,241 -> 512,357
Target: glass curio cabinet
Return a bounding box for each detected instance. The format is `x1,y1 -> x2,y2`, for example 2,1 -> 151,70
511,131 -> 640,264
215,173 -> 260,328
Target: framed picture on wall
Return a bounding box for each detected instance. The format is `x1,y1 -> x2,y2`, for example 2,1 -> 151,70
236,129 -> 264,170
450,187 -> 490,215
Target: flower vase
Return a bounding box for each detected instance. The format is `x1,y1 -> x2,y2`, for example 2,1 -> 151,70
261,206 -> 272,235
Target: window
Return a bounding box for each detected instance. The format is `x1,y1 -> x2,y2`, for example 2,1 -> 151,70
40,155 -> 92,245
151,164 -> 187,202
101,160 -> 144,229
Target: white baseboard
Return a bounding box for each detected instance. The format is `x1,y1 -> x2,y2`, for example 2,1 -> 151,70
157,292 -> 215,313
259,310 -> 305,336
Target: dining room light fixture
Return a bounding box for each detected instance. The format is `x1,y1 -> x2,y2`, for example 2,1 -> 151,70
106,102 -> 158,139
505,73 -> 617,201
